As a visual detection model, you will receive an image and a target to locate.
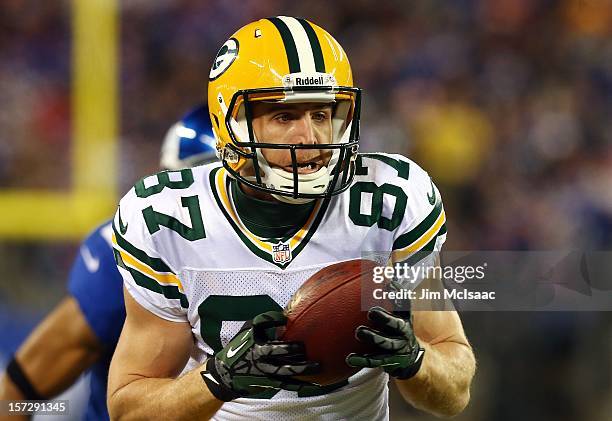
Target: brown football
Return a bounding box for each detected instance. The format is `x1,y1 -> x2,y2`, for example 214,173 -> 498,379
281,259 -> 387,385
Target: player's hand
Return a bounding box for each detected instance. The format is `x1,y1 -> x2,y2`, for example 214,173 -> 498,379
200,311 -> 320,401
346,306 -> 425,379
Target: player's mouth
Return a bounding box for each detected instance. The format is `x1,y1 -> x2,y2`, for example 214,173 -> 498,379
283,159 -> 324,174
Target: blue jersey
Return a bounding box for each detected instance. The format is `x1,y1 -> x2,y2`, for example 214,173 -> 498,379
68,221 -> 125,421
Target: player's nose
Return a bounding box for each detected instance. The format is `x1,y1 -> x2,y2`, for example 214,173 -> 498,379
293,114 -> 317,145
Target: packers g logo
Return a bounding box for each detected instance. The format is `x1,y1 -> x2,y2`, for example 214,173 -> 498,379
209,38 -> 239,80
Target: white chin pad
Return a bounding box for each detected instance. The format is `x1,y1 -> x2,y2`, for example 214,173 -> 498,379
269,166 -> 330,204
268,165 -> 330,193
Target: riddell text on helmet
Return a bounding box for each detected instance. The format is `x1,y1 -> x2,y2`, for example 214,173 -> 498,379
295,76 -> 324,85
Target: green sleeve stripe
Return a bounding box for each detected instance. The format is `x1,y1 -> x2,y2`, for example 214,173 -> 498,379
392,200 -> 443,250
115,249 -> 188,308
439,223 -> 447,237
398,228 -> 443,267
112,221 -> 174,274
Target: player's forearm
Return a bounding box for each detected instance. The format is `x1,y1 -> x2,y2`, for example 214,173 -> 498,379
13,344 -> 100,398
395,340 -> 475,418
107,364 -> 223,421
10,297 -> 102,398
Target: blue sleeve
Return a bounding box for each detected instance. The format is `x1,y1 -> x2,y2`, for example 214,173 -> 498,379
68,222 -> 126,348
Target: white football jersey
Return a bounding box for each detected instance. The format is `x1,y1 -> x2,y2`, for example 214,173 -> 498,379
112,153 -> 446,421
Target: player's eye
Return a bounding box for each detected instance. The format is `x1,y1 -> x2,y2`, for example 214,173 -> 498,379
273,112 -> 292,122
312,111 -> 329,122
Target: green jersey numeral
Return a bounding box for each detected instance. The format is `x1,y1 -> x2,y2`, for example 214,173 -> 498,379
355,153 -> 410,179
349,182 -> 407,231
143,196 -> 206,240
134,169 -> 206,240
199,295 -> 282,353
349,154 -> 409,231
135,169 -> 194,198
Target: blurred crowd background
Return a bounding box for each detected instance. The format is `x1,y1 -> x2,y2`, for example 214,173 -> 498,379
0,0 -> 611,420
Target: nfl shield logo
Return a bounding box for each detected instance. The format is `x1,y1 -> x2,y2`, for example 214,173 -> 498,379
272,242 -> 292,264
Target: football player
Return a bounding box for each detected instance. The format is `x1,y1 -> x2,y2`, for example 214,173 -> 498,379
0,104 -> 217,421
108,17 -> 476,420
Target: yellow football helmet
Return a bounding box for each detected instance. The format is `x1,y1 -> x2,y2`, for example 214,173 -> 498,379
208,16 -> 361,203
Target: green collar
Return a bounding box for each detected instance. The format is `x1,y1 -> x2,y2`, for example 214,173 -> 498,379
231,180 -> 316,239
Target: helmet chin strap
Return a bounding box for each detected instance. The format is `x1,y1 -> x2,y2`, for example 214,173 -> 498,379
244,149 -> 331,204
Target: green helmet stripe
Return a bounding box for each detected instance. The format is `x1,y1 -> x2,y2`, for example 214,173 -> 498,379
267,17 -> 301,73
296,18 -> 325,73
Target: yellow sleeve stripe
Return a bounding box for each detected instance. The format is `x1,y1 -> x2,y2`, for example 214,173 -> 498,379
112,234 -> 184,292
118,248 -> 184,292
